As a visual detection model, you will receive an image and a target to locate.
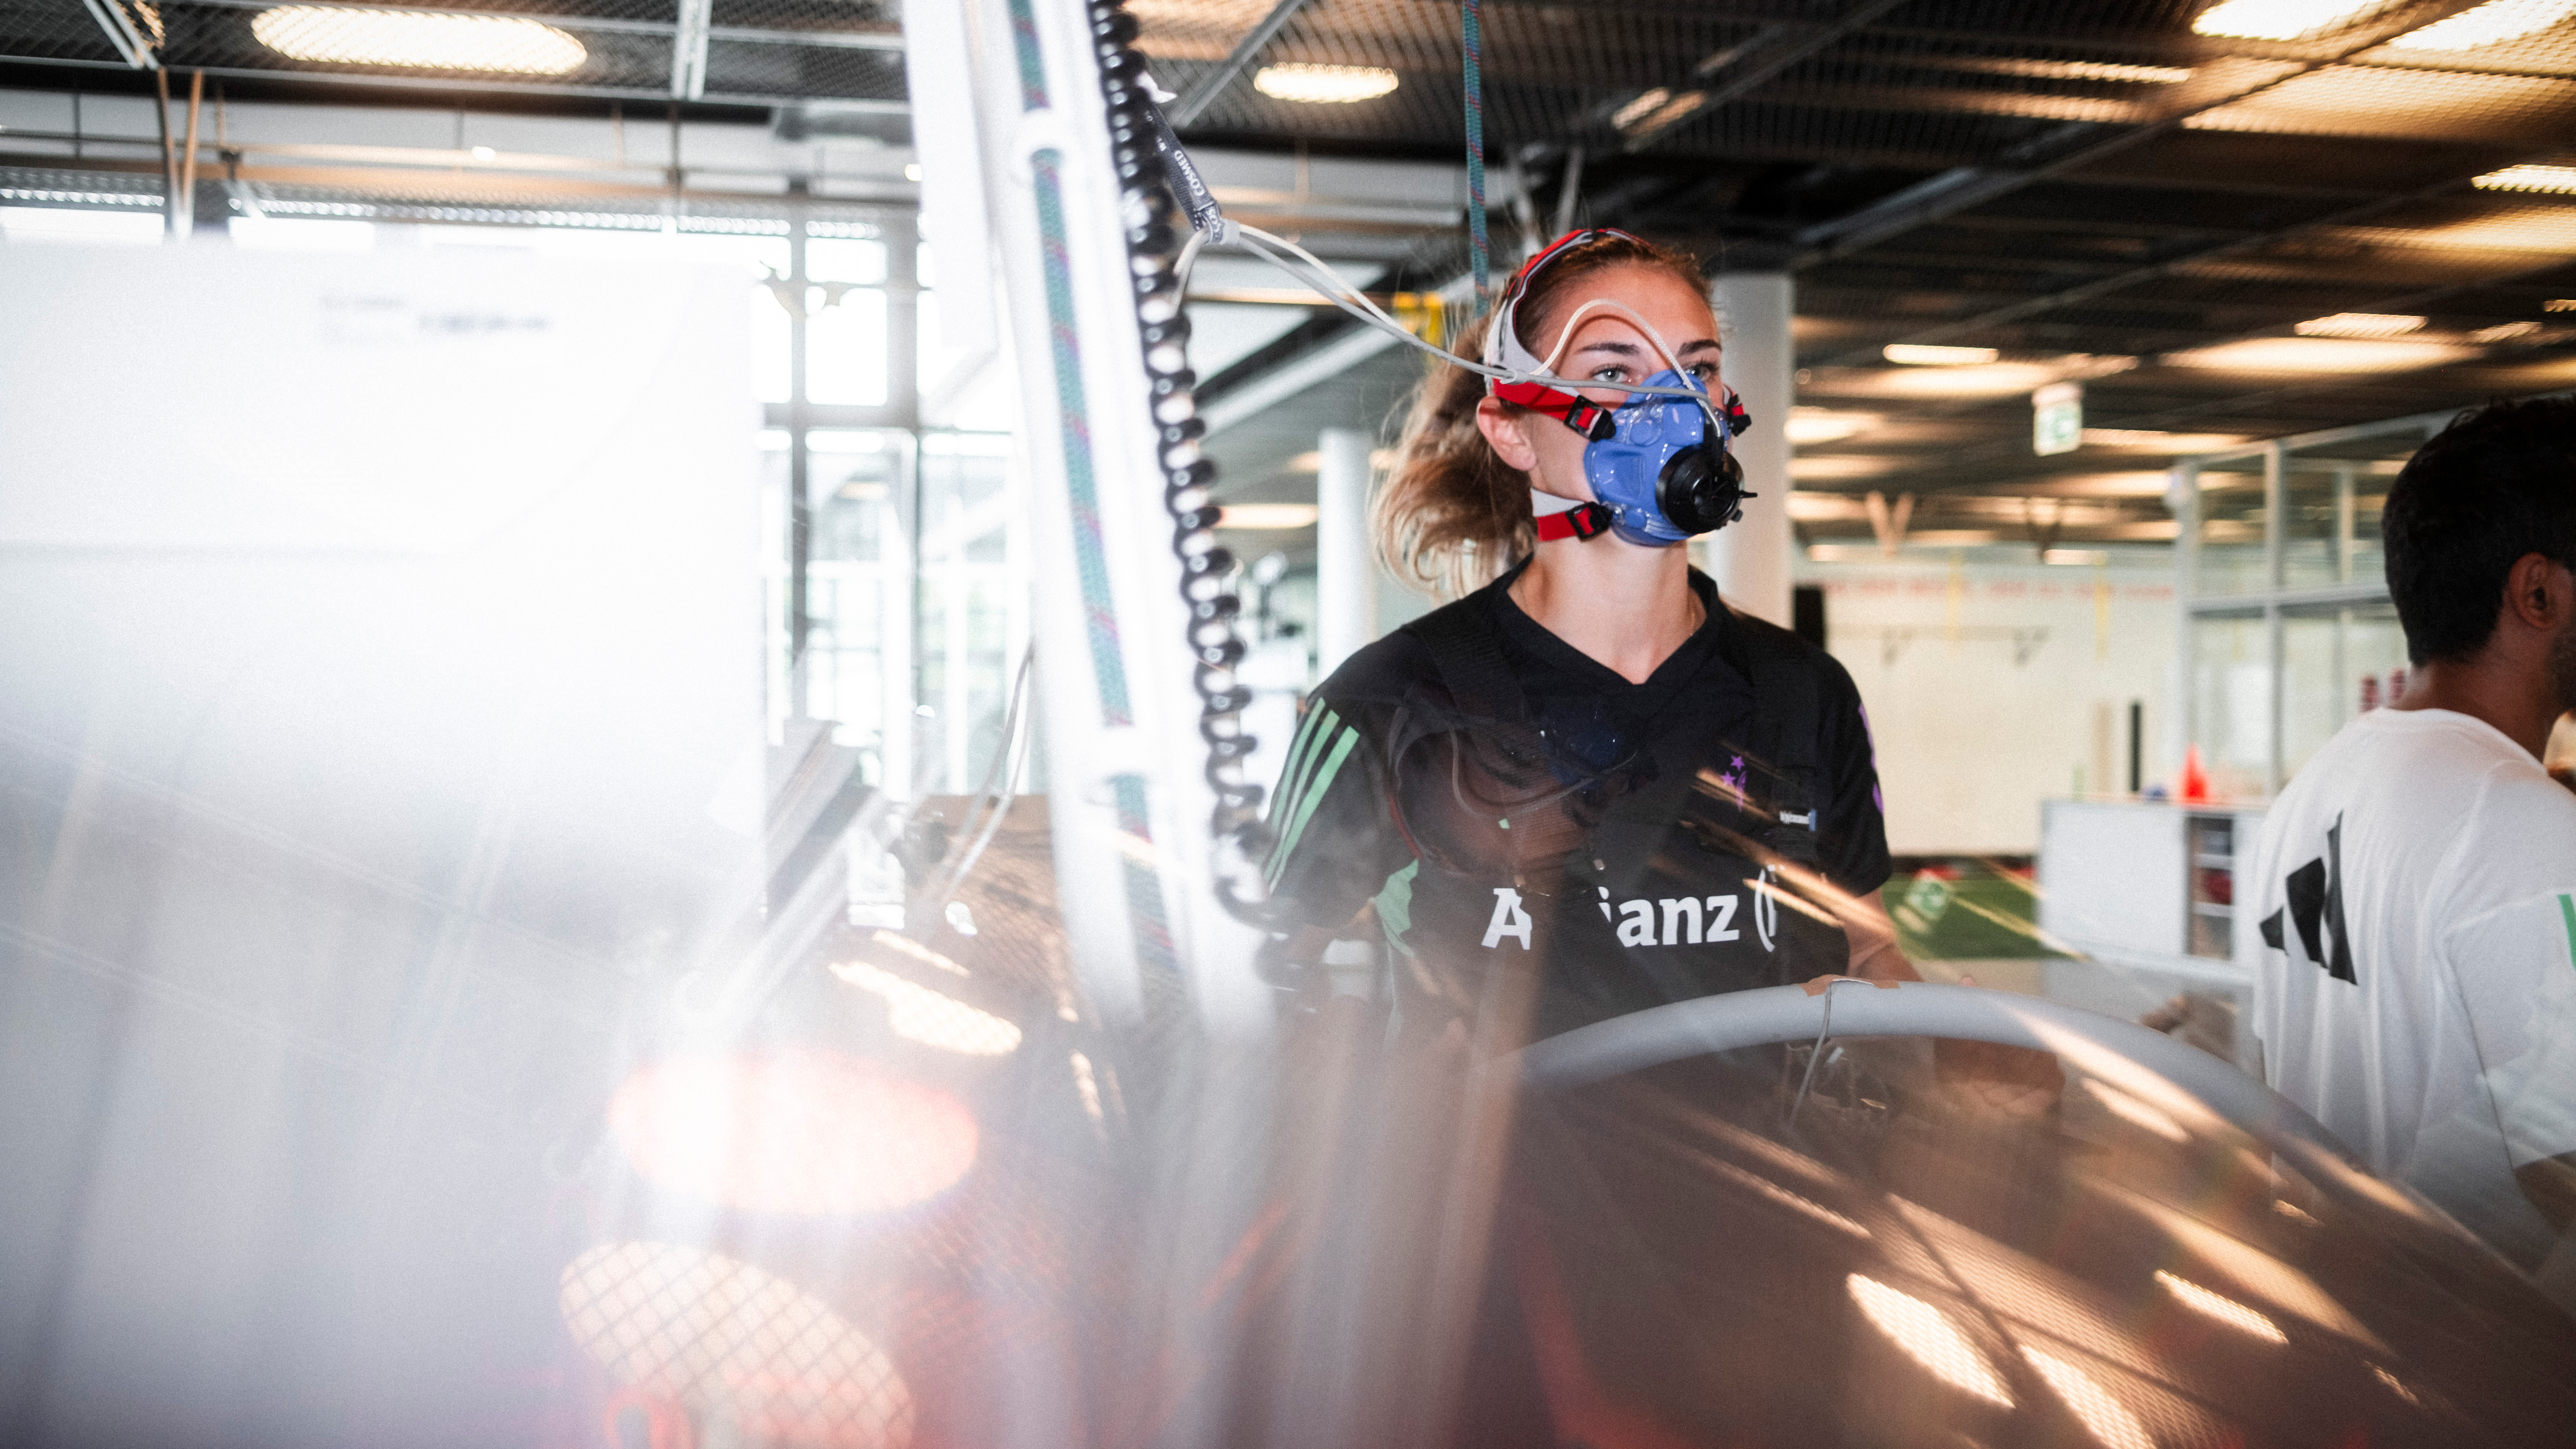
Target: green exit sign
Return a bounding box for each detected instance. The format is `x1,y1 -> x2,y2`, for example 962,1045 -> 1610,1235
2033,381 -> 2083,456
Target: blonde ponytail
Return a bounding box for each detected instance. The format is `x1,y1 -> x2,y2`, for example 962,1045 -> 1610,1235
1371,313 -> 1532,601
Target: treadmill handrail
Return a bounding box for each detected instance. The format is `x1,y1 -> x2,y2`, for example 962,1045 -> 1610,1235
1514,980 -> 2384,1185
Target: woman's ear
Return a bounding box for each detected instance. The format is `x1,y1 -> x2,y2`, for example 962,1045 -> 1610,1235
1474,396 -> 1540,474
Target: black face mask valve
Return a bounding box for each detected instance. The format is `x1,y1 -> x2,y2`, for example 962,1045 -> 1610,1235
1656,443 -> 1751,537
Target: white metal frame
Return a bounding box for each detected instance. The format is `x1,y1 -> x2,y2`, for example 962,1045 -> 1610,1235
2168,408 -> 2444,798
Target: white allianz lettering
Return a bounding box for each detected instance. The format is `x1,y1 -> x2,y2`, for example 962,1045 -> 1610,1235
1660,896 -> 1703,945
1615,899 -> 1657,947
1482,888 -> 1534,949
1606,893 -> 1748,949
1705,893 -> 1741,942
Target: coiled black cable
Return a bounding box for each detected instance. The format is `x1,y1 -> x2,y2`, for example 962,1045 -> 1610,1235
1087,0 -> 1275,926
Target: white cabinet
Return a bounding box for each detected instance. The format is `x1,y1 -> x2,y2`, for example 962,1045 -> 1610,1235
2038,799 -> 2265,984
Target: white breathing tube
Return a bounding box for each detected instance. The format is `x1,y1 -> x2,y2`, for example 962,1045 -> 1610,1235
1213,222 -> 1719,406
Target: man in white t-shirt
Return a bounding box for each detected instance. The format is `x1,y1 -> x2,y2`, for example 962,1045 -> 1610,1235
2242,398 -> 2576,1281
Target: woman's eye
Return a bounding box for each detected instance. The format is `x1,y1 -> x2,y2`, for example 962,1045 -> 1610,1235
1690,362 -> 1719,381
1590,366 -> 1628,383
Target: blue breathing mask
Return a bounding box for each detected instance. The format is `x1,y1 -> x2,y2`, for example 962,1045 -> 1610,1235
1581,370 -> 1751,547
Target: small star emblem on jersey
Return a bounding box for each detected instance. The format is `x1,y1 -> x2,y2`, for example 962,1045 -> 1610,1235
2261,813 -> 2356,983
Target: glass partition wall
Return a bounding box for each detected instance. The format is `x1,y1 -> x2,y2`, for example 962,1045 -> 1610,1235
734,208 -> 1028,798
2173,416 -> 2428,802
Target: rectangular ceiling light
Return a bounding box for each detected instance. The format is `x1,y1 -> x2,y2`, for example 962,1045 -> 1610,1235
2164,336 -> 2472,372
2349,209 -> 2576,253
2079,429 -> 2252,452
1790,456 -> 1904,480
2549,299 -> 2576,311
1851,359 -> 2133,400
1965,58 -> 2194,83
1612,88 -> 1674,130
2187,66 -> 2576,144
2470,321 -> 2542,341
2390,0 -> 2576,50
2191,0 -> 2391,40
1883,343 -> 2000,366
2294,312 -> 2427,336
1785,407 -> 1877,444
2475,163 -> 2576,193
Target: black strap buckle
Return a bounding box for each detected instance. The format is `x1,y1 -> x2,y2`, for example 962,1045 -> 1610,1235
1561,400 -> 1618,441
1566,502 -> 1612,539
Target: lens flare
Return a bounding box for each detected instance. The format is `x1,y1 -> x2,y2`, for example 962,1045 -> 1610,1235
609,1049 -> 977,1214
2157,1270 -> 2288,1342
560,1241 -> 914,1449
1847,1274 -> 2014,1407
2021,1345 -> 2155,1449
2081,1077 -> 2191,1143
831,959 -> 1023,1056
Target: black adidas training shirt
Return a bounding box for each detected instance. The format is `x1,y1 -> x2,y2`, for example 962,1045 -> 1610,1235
1262,561 -> 1890,1042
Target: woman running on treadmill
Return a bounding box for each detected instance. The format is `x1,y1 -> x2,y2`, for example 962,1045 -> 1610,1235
1260,229 -> 1918,1045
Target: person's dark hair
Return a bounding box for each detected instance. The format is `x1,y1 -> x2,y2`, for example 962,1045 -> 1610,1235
2383,396 -> 2576,664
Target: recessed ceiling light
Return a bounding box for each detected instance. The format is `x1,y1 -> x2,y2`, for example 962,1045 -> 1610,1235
2391,0 -> 2576,50
2294,312 -> 2427,337
1252,63 -> 1398,104
1785,407 -> 1876,444
1635,92 -> 1708,134
2356,211 -> 2576,253
2079,429 -> 2252,452
2470,320 -> 2542,341
2548,298 -> 2576,312
1791,456 -> 1904,480
2474,163 -> 2576,194
1857,361 -> 2116,400
1218,503 -> 1320,529
251,7 -> 587,73
1785,493 -> 1868,520
1968,58 -> 2194,83
2191,0 -> 2387,41
1612,88 -> 1674,130
2165,336 -> 2472,373
1883,343 -> 2001,366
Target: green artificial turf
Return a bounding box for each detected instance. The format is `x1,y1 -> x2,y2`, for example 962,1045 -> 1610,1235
1880,862 -> 2070,962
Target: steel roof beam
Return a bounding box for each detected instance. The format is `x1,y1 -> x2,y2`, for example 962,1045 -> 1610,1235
671,0 -> 713,101
1167,0 -> 1316,128
1809,139 -> 2576,369
78,0 -> 157,70
1620,0 -> 1917,150
1787,0 -> 2512,275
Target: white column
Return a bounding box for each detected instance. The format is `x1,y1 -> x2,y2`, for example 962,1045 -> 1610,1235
1703,272 -> 1795,627
1316,426 -> 1377,679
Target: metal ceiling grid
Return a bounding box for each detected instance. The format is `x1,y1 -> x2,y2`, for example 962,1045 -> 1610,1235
8,0 -> 2576,532
0,0 -> 124,65
702,35 -> 901,99
706,0 -> 897,35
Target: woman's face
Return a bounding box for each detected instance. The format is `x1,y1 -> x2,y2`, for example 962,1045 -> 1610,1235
1474,263 -> 1722,504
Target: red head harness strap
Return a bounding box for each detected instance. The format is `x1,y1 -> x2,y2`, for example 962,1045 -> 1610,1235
1482,228 -> 1646,442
